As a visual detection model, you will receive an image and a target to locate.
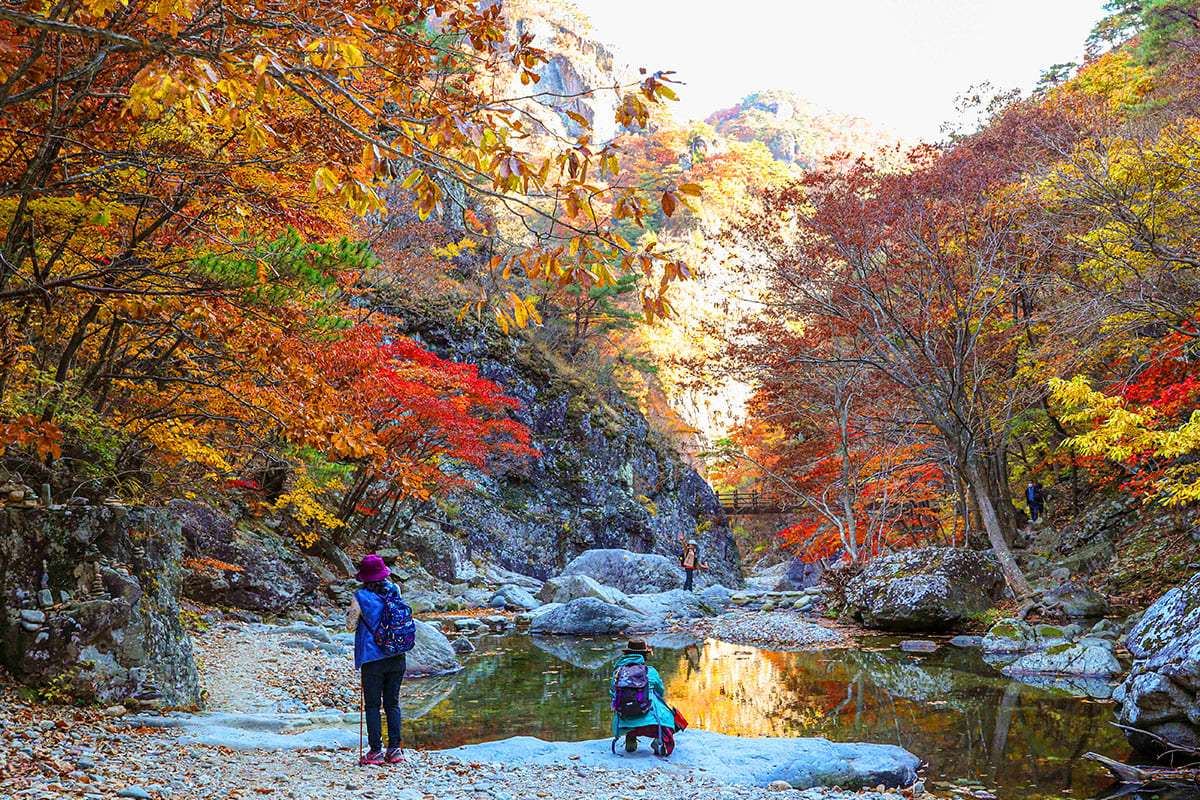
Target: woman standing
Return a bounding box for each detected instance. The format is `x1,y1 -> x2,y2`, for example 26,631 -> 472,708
347,554 -> 408,765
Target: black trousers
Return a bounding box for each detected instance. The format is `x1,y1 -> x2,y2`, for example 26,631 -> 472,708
683,569 -> 695,591
361,654 -> 405,750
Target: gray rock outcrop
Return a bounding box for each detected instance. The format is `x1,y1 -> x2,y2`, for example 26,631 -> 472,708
562,549 -> 685,594
379,312 -> 742,589
390,520 -> 475,583
0,505 -> 200,707
1115,571 -> 1200,754
845,548 -> 1006,632
168,501 -> 316,614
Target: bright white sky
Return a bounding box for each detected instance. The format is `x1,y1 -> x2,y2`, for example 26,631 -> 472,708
570,0 -> 1110,141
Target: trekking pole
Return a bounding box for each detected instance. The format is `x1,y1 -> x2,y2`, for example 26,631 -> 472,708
359,683 -> 364,765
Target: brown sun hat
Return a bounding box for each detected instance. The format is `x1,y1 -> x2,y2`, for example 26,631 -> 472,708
622,639 -> 653,655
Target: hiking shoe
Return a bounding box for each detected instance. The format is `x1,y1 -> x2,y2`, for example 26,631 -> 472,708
360,749 -> 385,765
650,739 -> 662,756
624,734 -> 637,752
385,746 -> 404,763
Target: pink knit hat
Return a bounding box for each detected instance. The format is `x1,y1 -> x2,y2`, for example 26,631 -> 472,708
355,554 -> 391,583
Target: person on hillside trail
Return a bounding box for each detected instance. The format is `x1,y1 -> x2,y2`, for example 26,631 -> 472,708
1026,481 -> 1046,523
610,639 -> 687,757
678,535 -> 708,591
347,554 -> 414,765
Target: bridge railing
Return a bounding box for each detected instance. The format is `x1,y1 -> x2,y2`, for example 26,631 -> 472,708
716,490 -> 799,515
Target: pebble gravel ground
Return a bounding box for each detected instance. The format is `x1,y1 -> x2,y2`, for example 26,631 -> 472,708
193,621 -> 360,713
704,612 -> 853,650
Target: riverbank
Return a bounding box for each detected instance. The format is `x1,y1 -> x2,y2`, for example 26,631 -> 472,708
0,680 -> 929,800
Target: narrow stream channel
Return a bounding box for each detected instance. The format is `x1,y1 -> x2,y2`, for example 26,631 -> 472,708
397,634 -> 1135,800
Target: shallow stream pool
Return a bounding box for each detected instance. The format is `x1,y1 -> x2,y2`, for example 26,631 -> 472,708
396,633 -> 1135,800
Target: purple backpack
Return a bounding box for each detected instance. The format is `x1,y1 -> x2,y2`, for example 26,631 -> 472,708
613,664 -> 652,717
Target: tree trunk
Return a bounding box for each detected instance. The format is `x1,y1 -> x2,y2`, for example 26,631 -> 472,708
964,462 -> 1032,598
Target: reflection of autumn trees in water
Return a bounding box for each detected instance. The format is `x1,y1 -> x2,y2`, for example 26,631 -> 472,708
399,636 -> 1127,797
664,641 -> 1128,795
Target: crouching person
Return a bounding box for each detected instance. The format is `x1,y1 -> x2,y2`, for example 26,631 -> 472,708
610,639 -> 685,757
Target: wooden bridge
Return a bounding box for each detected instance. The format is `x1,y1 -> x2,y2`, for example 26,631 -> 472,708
716,490 -> 801,516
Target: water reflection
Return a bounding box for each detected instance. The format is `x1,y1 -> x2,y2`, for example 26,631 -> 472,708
398,634 -> 1132,800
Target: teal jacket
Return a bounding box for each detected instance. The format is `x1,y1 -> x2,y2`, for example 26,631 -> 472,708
610,654 -> 674,736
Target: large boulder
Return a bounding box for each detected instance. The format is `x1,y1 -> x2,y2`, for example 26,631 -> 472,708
778,557 -> 826,591
489,584 -> 539,611
845,548 -> 1006,632
0,505 -> 200,707
1040,580 -> 1109,619
536,574 -> 624,605
529,597 -> 648,636
1115,571 -> 1200,755
405,620 -> 461,677
168,501 -> 317,614
621,589 -> 721,622
982,619 -> 1074,656
561,549 -> 684,594
1002,642 -> 1122,680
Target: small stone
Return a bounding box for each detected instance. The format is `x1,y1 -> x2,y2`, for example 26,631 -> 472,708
345,782 -> 359,790
38,720 -> 55,730
103,705 -> 128,718
37,589 -> 54,608
900,640 -> 939,653
75,759 -> 95,771
19,608 -> 46,624
451,637 -> 476,655
948,635 -> 983,648
767,780 -> 792,791
116,787 -> 151,799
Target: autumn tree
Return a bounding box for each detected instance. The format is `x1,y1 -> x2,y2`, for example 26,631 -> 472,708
723,149 -> 1051,596
0,0 -> 695,507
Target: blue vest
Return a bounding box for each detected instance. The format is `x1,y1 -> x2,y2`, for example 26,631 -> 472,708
354,583 -> 402,669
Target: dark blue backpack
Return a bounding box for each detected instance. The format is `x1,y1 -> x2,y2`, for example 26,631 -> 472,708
372,592 -> 416,655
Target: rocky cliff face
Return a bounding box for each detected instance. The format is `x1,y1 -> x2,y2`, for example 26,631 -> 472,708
0,505 -> 200,707
707,89 -> 905,169
487,0 -> 631,145
384,307 -> 742,588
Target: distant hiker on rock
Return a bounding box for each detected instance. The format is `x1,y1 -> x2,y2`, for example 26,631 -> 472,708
1026,481 -> 1046,523
347,554 -> 416,766
610,639 -> 687,757
678,535 -> 708,591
